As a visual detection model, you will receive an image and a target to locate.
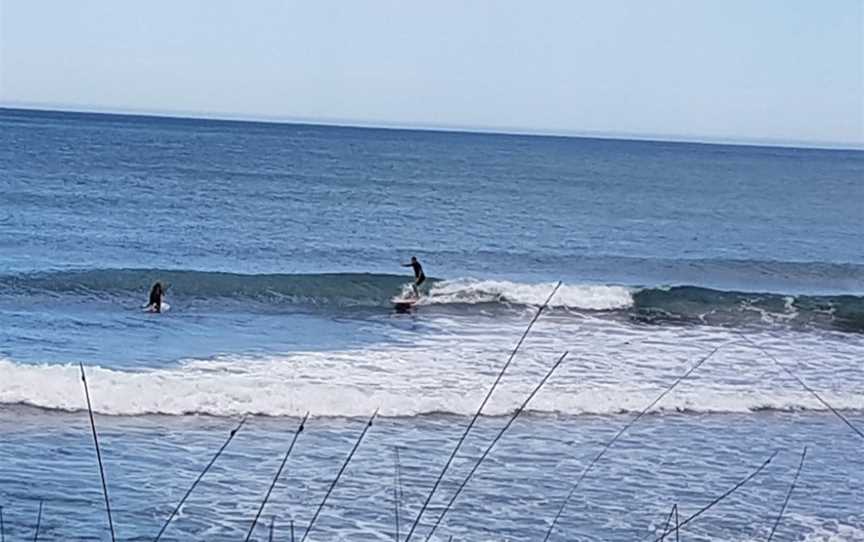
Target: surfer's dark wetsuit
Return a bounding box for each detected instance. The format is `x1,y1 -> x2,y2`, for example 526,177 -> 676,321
403,257 -> 426,291
405,259 -> 425,284
148,282 -> 163,313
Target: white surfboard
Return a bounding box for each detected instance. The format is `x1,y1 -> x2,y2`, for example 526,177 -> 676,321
142,302 -> 170,313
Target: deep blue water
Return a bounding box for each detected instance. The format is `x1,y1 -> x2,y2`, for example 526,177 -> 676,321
0,108 -> 862,541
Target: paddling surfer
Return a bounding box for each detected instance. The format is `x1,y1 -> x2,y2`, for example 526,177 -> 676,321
145,282 -> 164,313
402,256 -> 426,297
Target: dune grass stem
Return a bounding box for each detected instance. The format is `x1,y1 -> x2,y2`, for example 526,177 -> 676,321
405,282 -> 561,541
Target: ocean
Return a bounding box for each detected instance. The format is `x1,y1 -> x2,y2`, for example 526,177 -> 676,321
0,108 -> 862,541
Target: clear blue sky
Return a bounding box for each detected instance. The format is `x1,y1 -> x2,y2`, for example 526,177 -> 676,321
1,0 -> 861,145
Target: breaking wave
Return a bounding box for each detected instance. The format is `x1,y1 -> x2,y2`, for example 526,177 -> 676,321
1,268 -> 862,331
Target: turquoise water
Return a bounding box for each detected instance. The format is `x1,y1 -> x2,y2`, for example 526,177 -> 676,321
0,108 -> 862,540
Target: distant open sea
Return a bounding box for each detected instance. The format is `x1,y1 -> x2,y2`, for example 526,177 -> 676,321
0,108 -> 862,541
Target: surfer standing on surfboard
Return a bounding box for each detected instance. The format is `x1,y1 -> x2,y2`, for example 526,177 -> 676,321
145,282 -> 164,313
402,256 -> 426,297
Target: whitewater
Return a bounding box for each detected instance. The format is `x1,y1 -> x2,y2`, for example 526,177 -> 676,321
2,321 -> 863,418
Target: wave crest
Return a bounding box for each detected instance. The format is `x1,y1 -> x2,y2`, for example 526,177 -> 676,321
422,279 -> 633,310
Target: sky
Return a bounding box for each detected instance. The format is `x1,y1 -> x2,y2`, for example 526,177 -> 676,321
0,0 -> 862,146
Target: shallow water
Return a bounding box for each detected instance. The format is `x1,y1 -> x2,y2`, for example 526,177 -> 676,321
1,407 -> 862,541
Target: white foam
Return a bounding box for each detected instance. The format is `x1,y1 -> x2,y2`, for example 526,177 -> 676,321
787,514 -> 864,542
698,514 -> 864,542
422,278 -> 634,310
1,320 -> 862,417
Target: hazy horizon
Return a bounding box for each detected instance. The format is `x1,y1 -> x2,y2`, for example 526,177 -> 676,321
4,103 -> 863,151
1,1 -> 862,147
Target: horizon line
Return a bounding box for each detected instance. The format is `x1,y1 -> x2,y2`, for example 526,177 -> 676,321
2,102 -> 862,152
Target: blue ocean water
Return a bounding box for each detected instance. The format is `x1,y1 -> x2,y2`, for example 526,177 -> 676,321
0,108 -> 862,541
